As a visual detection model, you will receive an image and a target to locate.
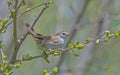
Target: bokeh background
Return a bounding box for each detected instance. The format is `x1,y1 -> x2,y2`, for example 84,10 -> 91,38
0,0 -> 120,75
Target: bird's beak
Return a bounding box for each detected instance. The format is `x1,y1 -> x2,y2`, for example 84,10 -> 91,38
66,33 -> 70,36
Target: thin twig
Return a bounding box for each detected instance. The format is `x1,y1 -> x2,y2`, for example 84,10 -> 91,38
0,49 -> 4,64
16,0 -> 24,10
95,32 -> 106,39
4,2 -> 45,28
17,3 -> 45,18
14,0 -> 18,8
21,55 -> 43,61
10,0 -> 49,64
0,49 -> 5,75
18,48 -> 70,62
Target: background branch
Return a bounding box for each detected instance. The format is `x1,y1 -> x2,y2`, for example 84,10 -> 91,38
75,0 -> 111,75
56,0 -> 90,75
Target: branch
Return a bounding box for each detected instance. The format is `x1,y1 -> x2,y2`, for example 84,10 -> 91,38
10,0 -> 19,64
21,55 -> 43,62
0,49 -> 4,75
10,0 -> 49,64
16,0 -> 24,10
0,49 -> 4,64
17,3 -> 45,18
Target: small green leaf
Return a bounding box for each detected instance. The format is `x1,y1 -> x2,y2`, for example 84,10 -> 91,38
106,65 -> 113,72
96,39 -> 100,44
0,18 -> 9,31
75,42 -> 84,50
22,53 -> 32,61
3,54 -> 8,60
105,30 -> 115,39
0,48 -> 8,60
4,70 -> 13,75
11,9 -> 15,17
115,30 -> 120,37
0,20 -> 4,28
3,61 -> 9,67
68,42 -> 74,49
46,0 -> 54,7
27,8 -> 31,11
70,50 -> 79,57
0,18 -> 8,27
4,64 -> 13,75
42,51 -> 50,63
2,27 -> 7,33
53,67 -> 58,73
42,70 -> 50,75
85,38 -> 91,44
108,34 -> 114,39
105,30 -> 110,36
5,65 -> 12,71
44,57 -> 50,63
51,50 -> 60,56
8,0 -> 12,6
14,62 -> 21,68
11,9 -> 15,13
47,0 -> 54,5
21,0 -> 26,6
49,0 -> 54,3
3,18 -> 9,25
0,64 -> 3,72
0,42 -> 4,48
28,56 -> 32,60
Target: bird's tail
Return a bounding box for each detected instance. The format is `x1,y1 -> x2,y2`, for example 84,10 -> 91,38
25,23 -> 42,38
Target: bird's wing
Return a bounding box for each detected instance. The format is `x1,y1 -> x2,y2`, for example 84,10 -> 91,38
49,36 -> 60,43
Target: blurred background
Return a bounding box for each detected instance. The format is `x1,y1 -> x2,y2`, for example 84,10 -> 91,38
0,0 -> 120,75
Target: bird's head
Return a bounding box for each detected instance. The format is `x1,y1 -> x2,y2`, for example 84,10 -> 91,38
56,32 -> 69,38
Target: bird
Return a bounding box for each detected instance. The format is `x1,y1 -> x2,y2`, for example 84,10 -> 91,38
25,23 -> 69,50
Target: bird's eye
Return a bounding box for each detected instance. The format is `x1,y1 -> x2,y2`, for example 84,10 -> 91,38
62,32 -> 65,35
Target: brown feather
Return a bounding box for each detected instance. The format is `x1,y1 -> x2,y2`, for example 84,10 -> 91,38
49,36 -> 60,43
25,23 -> 43,38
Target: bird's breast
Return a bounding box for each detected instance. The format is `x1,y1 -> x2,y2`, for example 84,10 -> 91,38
59,38 -> 64,44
